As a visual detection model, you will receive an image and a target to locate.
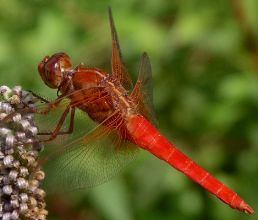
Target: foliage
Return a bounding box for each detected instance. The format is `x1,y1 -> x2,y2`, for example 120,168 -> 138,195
0,0 -> 257,219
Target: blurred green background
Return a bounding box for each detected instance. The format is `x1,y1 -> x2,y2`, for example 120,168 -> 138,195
0,0 -> 258,219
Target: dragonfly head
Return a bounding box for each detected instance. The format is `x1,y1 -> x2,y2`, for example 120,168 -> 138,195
38,52 -> 72,89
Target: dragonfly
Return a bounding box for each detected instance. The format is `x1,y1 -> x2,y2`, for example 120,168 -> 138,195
35,8 -> 254,214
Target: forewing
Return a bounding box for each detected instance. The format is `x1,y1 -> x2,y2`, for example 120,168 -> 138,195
36,104 -> 137,192
108,8 -> 133,90
131,52 -> 158,126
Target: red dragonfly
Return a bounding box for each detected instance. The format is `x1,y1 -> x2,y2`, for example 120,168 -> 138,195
35,8 -> 254,214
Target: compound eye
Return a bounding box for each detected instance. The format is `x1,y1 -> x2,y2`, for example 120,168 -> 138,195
38,62 -> 44,74
38,56 -> 50,74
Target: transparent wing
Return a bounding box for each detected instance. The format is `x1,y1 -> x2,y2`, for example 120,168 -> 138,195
131,52 -> 158,126
108,7 -> 133,90
41,112 -> 137,192
31,91 -> 138,192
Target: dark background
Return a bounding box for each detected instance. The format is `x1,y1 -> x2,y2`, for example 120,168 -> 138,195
0,1 -> 257,219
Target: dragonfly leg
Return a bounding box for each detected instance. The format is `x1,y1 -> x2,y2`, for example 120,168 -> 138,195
29,90 -> 67,115
2,106 -> 37,122
38,106 -> 75,142
57,106 -> 75,135
29,90 -> 49,103
2,112 -> 19,123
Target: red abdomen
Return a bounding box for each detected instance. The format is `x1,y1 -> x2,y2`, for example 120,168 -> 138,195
126,115 -> 254,214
